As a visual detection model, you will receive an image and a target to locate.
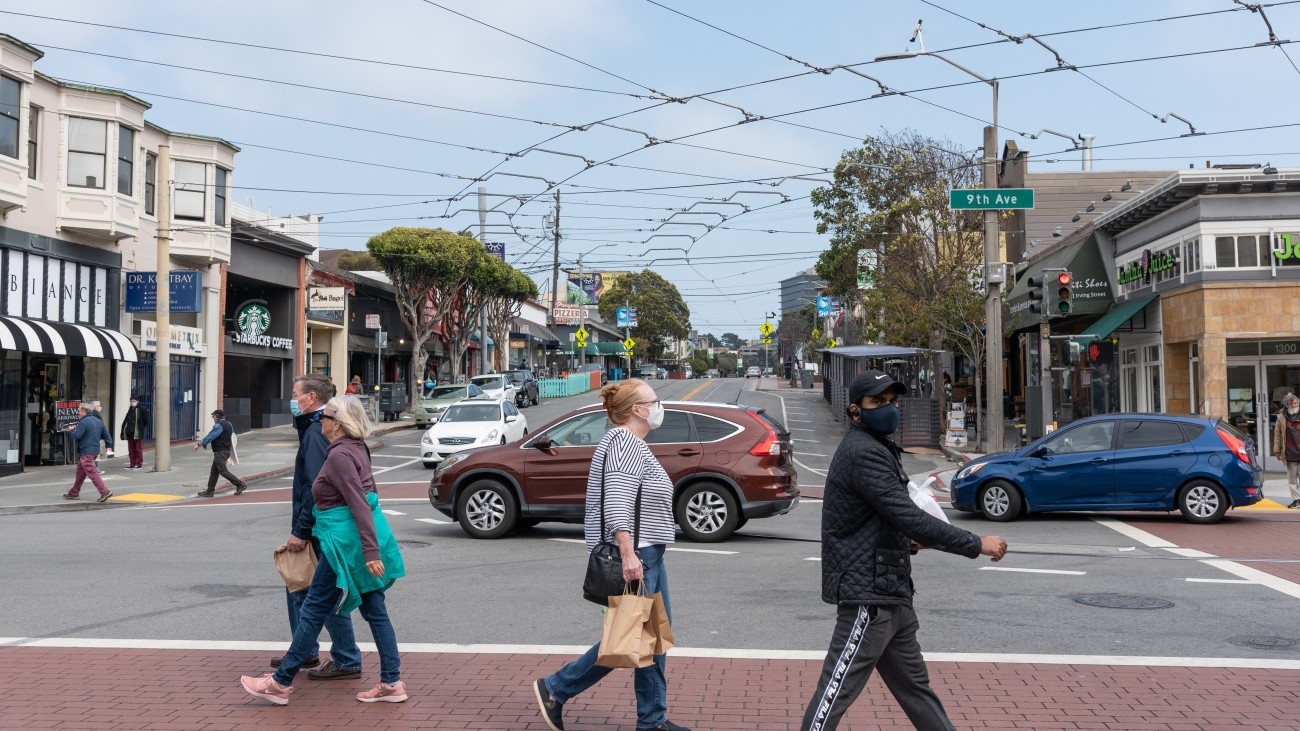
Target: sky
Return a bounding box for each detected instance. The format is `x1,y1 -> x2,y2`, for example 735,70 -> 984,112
8,0 -> 1300,340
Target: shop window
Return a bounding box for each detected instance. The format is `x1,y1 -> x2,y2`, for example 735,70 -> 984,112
173,160 -> 206,220
1183,238 -> 1200,274
117,126 -> 134,196
1122,348 -> 1138,366
1189,355 -> 1200,415
214,167 -> 228,226
67,117 -> 107,189
28,105 -> 41,180
0,75 -> 17,159
144,152 -> 156,216
1237,235 -> 1259,267
1214,236 -> 1236,268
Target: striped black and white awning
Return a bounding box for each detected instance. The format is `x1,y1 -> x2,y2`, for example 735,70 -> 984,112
0,316 -> 139,362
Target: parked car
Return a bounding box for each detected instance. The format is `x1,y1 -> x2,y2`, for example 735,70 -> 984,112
414,383 -> 486,428
575,363 -> 607,385
637,365 -> 658,380
502,368 -> 539,407
950,414 -> 1263,524
469,373 -> 517,402
428,401 -> 800,541
745,366 -> 761,379
420,399 -> 528,469
706,369 -> 720,379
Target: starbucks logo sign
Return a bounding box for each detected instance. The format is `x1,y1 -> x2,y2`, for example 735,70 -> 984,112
231,301 -> 293,349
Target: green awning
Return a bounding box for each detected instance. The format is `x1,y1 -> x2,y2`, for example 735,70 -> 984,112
594,342 -> 627,355
1006,233 -> 1113,332
556,343 -> 600,355
1072,295 -> 1157,345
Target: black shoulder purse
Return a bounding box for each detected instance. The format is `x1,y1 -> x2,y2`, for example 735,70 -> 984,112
582,442 -> 642,606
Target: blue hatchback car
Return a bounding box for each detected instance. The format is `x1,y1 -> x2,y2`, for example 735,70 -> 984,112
950,414 -> 1263,524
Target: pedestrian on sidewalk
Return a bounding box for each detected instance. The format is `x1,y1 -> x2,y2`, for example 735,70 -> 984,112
346,375 -> 362,395
62,402 -> 114,502
270,374 -> 363,680
532,379 -> 690,731
241,395 -> 408,706
194,410 -> 244,498
120,395 -> 149,470
1273,392 -> 1300,509
800,370 -> 1008,731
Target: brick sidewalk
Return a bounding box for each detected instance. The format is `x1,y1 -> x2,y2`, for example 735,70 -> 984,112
5,646 -> 1300,730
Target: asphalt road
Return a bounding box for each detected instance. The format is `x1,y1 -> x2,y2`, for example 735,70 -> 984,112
5,378 -> 1299,663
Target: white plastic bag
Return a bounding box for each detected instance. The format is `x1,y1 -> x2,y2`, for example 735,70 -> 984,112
907,476 -> 950,524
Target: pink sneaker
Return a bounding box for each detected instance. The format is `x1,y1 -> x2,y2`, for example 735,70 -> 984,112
240,673 -> 293,705
356,681 -> 408,703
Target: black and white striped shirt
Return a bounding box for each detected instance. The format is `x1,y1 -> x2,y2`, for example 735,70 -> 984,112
584,426 -> 676,551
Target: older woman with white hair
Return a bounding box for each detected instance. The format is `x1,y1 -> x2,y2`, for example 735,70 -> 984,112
241,395 -> 408,705
1274,392 -> 1300,509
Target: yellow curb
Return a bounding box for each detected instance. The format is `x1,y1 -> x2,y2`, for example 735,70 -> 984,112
107,492 -> 186,504
1238,498 -> 1289,511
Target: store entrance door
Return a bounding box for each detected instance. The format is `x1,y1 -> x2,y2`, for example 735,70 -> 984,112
1228,358 -> 1300,471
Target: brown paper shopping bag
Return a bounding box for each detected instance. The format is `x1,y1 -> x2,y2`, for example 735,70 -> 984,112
273,543 -> 318,593
648,592 -> 675,655
596,590 -> 655,669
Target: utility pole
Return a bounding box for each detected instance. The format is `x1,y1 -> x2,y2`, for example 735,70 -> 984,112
477,187 -> 489,376
1039,319 -> 1052,435
983,119 -> 1005,453
153,144 -> 171,472
577,252 -> 586,366
624,296 -> 631,379
549,190 -> 560,328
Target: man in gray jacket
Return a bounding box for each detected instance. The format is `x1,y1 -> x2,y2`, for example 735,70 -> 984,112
62,402 -> 113,502
801,370 -> 1008,731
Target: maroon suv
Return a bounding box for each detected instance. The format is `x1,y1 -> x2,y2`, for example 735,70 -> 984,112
428,401 -> 799,542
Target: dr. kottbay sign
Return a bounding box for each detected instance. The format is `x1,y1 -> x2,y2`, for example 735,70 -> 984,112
308,287 -> 346,311
231,301 -> 293,350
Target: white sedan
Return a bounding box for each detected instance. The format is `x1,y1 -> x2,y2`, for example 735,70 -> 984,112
421,399 -> 528,468
469,374 -> 518,402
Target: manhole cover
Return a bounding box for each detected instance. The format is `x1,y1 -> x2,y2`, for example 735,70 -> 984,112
1073,594 -> 1174,610
1228,635 -> 1296,649
397,540 -> 431,550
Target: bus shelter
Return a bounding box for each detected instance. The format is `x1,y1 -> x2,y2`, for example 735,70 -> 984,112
821,345 -> 950,449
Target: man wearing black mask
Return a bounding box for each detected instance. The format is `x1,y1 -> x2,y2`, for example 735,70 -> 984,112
800,370 -> 1008,731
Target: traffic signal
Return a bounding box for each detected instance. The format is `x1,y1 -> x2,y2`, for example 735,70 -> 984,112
1045,268 -> 1073,318
1026,275 -> 1045,315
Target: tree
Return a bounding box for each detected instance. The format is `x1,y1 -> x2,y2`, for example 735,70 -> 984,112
688,351 -> 710,376
778,305 -> 817,366
715,352 -> 737,376
367,228 -> 483,399
442,253 -> 513,379
485,267 -> 539,371
336,250 -> 378,271
596,270 -> 690,362
811,129 -> 987,436
718,332 -> 740,349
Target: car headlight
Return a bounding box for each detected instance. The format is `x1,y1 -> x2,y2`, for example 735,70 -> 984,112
421,432 -> 434,445
954,462 -> 986,480
482,429 -> 500,442
439,453 -> 464,470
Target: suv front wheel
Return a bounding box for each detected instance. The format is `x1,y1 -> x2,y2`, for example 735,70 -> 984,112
675,482 -> 740,542
456,479 -> 518,539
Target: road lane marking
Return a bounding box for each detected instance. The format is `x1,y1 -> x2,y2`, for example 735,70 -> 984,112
980,567 -> 1086,576
793,457 -> 827,476
415,517 -> 450,525
373,457 -> 422,475
795,453 -> 829,458
1186,578 -> 1255,584
107,492 -> 183,504
382,509 -> 405,516
547,538 -> 586,544
681,381 -> 710,401
1094,518 -> 1300,600
789,428 -> 819,432
667,547 -> 736,555
804,557 -> 821,561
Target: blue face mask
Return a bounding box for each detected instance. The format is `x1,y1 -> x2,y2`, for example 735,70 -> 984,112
856,403 -> 900,435
289,396 -> 304,417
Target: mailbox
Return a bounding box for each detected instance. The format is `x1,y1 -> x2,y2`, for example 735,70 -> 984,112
378,382 -> 407,422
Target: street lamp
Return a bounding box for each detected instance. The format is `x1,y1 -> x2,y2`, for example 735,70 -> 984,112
874,48 -> 1004,452
576,242 -> 617,366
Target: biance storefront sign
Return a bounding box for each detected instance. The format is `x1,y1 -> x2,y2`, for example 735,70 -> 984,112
1117,248 -> 1178,285
125,271 -> 204,313
231,301 -> 293,350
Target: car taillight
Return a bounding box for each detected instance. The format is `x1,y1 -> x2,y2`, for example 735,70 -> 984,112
747,412 -> 782,456
1216,427 -> 1252,465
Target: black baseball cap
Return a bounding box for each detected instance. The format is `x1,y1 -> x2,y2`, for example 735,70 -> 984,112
847,370 -> 908,405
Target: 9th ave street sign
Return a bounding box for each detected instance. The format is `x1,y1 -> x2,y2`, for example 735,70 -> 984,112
949,188 -> 1035,210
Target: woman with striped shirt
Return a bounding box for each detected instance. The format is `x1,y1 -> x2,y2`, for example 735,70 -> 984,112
533,379 -> 688,731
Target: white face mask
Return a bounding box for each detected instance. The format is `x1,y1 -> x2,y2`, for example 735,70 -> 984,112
129,401 -> 138,407
642,400 -> 664,430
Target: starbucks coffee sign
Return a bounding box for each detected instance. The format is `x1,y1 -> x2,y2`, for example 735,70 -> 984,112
231,301 -> 293,349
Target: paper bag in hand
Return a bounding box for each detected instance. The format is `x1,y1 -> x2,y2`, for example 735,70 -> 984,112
273,543 -> 318,593
648,592 -> 675,655
596,590 -> 656,669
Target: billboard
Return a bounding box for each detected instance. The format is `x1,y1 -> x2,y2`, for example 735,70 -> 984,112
566,271 -> 628,305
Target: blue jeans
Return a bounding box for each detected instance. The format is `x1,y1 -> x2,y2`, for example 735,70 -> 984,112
545,544 -> 670,729
286,585 -> 362,670
274,552 -> 402,686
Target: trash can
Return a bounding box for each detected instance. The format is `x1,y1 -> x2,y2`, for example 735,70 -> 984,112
378,382 -> 408,422
799,370 -> 814,389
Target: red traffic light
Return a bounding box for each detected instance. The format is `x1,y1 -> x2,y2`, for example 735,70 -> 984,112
1056,271 -> 1072,285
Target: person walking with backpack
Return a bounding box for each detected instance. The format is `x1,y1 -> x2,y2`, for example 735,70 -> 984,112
62,401 -> 114,502
120,395 -> 150,470
195,409 -> 245,497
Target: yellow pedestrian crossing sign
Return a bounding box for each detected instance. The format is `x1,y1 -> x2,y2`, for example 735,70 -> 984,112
761,336 -> 772,345
759,321 -> 774,336
623,337 -> 636,351
576,327 -> 589,340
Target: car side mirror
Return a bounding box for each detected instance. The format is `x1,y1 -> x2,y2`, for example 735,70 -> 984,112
505,415 -> 517,423
533,434 -> 556,453
1029,446 -> 1050,458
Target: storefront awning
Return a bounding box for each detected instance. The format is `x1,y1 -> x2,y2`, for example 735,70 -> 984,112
1005,234 -> 1113,332
1071,295 -> 1157,345
0,316 -> 138,362
510,323 -> 561,347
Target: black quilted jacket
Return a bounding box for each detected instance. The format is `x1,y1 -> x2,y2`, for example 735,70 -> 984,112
820,419 -> 982,607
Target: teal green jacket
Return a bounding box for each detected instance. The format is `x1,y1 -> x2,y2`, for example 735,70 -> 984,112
314,492 -> 406,615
